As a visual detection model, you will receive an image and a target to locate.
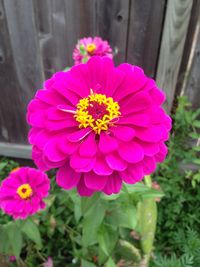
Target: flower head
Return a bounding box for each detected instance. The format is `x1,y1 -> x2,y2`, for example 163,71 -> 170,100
73,37 -> 113,65
27,56 -> 171,196
0,167 -> 50,219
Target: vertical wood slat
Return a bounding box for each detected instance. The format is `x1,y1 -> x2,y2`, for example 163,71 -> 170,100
175,0 -> 200,105
184,26 -> 200,110
0,0 -> 27,143
34,0 -> 97,79
127,0 -> 166,77
96,0 -> 130,65
4,0 -> 44,97
156,0 -> 193,112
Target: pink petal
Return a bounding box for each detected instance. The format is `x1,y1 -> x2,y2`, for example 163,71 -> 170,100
67,128 -> 91,142
93,153 -> 113,175
111,126 -> 135,142
135,125 -> 168,142
106,152 -> 127,171
45,118 -> 77,131
79,133 -> 97,157
142,156 -> 157,175
36,88 -> 67,106
103,173 -> 122,195
84,172 -> 108,190
118,113 -> 150,127
56,165 -> 81,190
77,177 -> 94,197
155,143 -> 168,163
122,164 -> 144,184
114,65 -> 147,101
70,152 -> 95,172
149,87 -> 166,105
27,110 -> 46,127
99,132 -> 118,153
136,140 -> 159,156
119,141 -> 144,163
44,140 -> 67,162
59,139 -> 79,155
120,91 -> 152,114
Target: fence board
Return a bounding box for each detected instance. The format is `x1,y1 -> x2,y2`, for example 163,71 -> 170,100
156,0 -> 193,112
0,0 -> 28,144
96,0 -> 130,65
184,26 -> 200,110
127,0 -> 166,77
0,142 -> 31,159
4,0 -> 44,96
34,0 -> 97,78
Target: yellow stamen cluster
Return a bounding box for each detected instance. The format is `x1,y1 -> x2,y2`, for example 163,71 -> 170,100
17,184 -> 33,199
86,43 -> 96,54
74,91 -> 121,134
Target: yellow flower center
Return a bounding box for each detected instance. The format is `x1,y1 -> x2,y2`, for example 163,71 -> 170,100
86,43 -> 96,54
17,184 -> 33,199
74,90 -> 121,134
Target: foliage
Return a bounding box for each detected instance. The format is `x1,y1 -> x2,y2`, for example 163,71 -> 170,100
151,96 -> 200,266
0,158 -> 162,266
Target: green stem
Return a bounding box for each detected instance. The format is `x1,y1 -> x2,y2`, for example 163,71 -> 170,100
138,176 -> 157,267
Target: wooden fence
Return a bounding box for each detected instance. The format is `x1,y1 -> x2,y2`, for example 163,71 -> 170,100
0,0 -> 199,159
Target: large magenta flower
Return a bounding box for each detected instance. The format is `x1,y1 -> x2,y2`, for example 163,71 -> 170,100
27,56 -> 171,196
73,36 -> 113,65
0,167 -> 50,219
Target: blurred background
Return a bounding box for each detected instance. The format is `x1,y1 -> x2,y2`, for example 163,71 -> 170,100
0,0 -> 199,159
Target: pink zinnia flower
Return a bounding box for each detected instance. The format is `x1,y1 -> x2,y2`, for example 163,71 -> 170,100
0,167 -> 50,219
73,36 -> 113,65
27,56 -> 171,196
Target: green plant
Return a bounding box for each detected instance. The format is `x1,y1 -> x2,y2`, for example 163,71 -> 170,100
151,96 -> 200,266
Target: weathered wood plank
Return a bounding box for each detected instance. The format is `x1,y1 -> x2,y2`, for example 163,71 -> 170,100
175,0 -> 200,102
156,0 -> 193,112
127,0 -> 166,77
0,142 -> 31,159
4,0 -> 44,96
0,0 -> 28,144
184,26 -> 200,110
96,0 -> 130,65
34,0 -> 97,78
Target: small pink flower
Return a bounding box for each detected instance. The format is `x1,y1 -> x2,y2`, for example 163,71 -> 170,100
9,255 -> 16,262
27,56 -> 171,196
73,36 -> 113,65
43,257 -> 53,267
0,167 -> 50,219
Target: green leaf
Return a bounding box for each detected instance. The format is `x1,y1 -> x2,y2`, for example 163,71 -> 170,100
21,218 -> 42,247
193,120 -> 200,128
0,162 -> 7,170
124,183 -> 150,193
98,224 -> 118,256
107,205 -> 137,229
100,194 -> 120,201
118,240 -> 141,262
141,189 -> 164,199
105,257 -> 116,267
82,200 -> 106,247
1,222 -> 23,257
82,56 -> 89,63
44,194 -> 56,208
81,193 -> 101,215
79,44 -> 87,55
63,66 -> 70,72
192,158 -> 200,165
81,259 -> 97,267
